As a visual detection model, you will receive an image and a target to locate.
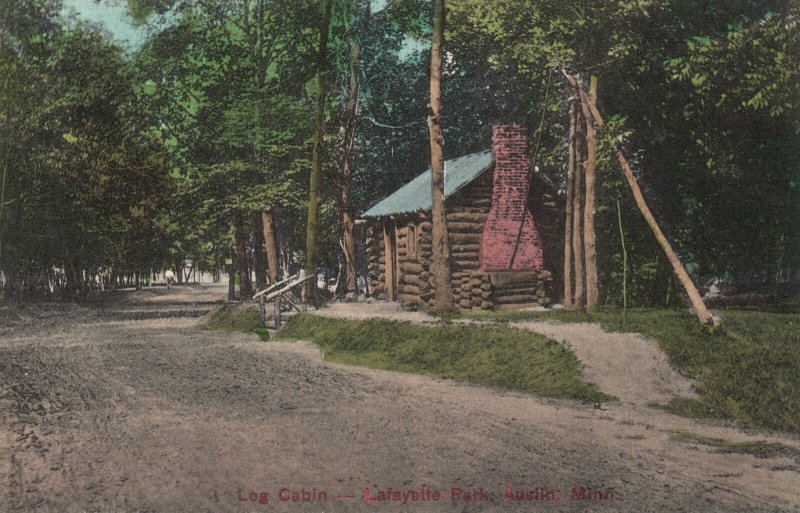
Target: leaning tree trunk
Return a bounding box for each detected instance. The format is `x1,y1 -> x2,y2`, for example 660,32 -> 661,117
304,0 -> 334,304
262,210 -> 279,284
339,41 -> 359,300
615,151 -> 715,326
563,72 -> 715,327
580,75 -> 599,310
428,0 -> 455,310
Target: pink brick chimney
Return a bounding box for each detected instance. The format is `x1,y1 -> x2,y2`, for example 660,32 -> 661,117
479,124 -> 544,271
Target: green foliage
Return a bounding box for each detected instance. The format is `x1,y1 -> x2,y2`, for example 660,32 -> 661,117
0,11 -> 174,296
278,314 -> 611,403
2,0 -> 798,302
447,0 -> 800,294
199,304 -> 270,341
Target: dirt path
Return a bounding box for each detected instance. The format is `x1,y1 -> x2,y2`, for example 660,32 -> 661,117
509,321 -> 698,406
1,289 -> 799,513
315,304 -> 698,406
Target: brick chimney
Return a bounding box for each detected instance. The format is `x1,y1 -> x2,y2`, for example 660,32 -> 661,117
479,124 -> 544,271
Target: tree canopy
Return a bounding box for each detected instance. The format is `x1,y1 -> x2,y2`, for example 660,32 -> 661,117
1,0 -> 797,303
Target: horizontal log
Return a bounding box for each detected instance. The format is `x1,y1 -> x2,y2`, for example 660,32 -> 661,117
401,274 -> 420,286
488,271 -> 539,287
493,288 -> 539,298
493,282 -> 541,291
451,243 -> 480,253
447,222 -> 485,232
494,294 -> 538,304
400,262 -> 424,274
449,233 -> 482,244
399,293 -> 422,304
399,284 -> 421,295
446,212 -> 488,223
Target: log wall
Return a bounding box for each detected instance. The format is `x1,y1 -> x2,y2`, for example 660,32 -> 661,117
365,167 -> 560,309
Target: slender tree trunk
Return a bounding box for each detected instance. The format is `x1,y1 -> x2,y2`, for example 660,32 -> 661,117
253,213 -> 268,290
304,0 -> 334,304
0,148 -> 9,288
428,0 -> 455,310
572,108 -> 585,309
234,212 -> 251,298
615,151 -> 715,326
228,247 -> 237,301
262,210 -> 279,284
581,76 -> 599,310
563,98 -> 577,308
616,195 -> 628,326
566,69 -> 714,327
175,258 -> 184,285
339,41 -> 359,300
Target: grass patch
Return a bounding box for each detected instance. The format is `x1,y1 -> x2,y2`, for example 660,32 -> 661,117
200,305 -> 269,341
277,314 -> 611,403
672,430 -> 800,465
466,308 -> 800,434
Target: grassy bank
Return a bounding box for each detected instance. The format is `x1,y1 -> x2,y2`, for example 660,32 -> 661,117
278,314 -> 611,403
199,305 -> 269,341
467,308 -> 800,434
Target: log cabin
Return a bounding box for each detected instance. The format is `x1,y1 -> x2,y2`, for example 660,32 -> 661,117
361,124 -> 563,310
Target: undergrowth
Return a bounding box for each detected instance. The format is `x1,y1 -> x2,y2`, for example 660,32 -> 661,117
466,308 -> 800,434
200,305 -> 269,341
278,314 -> 611,404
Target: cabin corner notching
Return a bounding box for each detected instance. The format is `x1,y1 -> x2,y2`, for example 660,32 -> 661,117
361,124 -> 561,310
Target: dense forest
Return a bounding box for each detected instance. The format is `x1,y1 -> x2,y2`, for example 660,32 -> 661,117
1,0 -> 798,306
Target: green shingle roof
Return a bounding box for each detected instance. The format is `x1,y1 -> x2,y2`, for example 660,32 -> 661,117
360,150 -> 492,218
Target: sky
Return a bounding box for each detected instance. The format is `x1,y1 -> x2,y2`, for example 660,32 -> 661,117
60,0 -> 149,49
58,0 -> 422,57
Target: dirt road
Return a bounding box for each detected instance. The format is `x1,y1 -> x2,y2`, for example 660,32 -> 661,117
1,286 -> 799,513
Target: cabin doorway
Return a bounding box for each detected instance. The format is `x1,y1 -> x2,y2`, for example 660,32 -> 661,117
383,222 -> 398,301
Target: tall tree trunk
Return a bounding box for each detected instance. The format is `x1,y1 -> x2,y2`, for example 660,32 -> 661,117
564,71 -> 714,327
0,148 -> 9,291
339,41 -> 360,300
581,76 -> 599,310
262,210 -> 279,284
428,0 -> 455,310
572,108 -> 585,309
304,0 -> 334,304
228,247 -> 237,301
174,258 -> 184,285
253,213 -> 268,290
234,212 -> 251,298
563,97 -> 577,308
